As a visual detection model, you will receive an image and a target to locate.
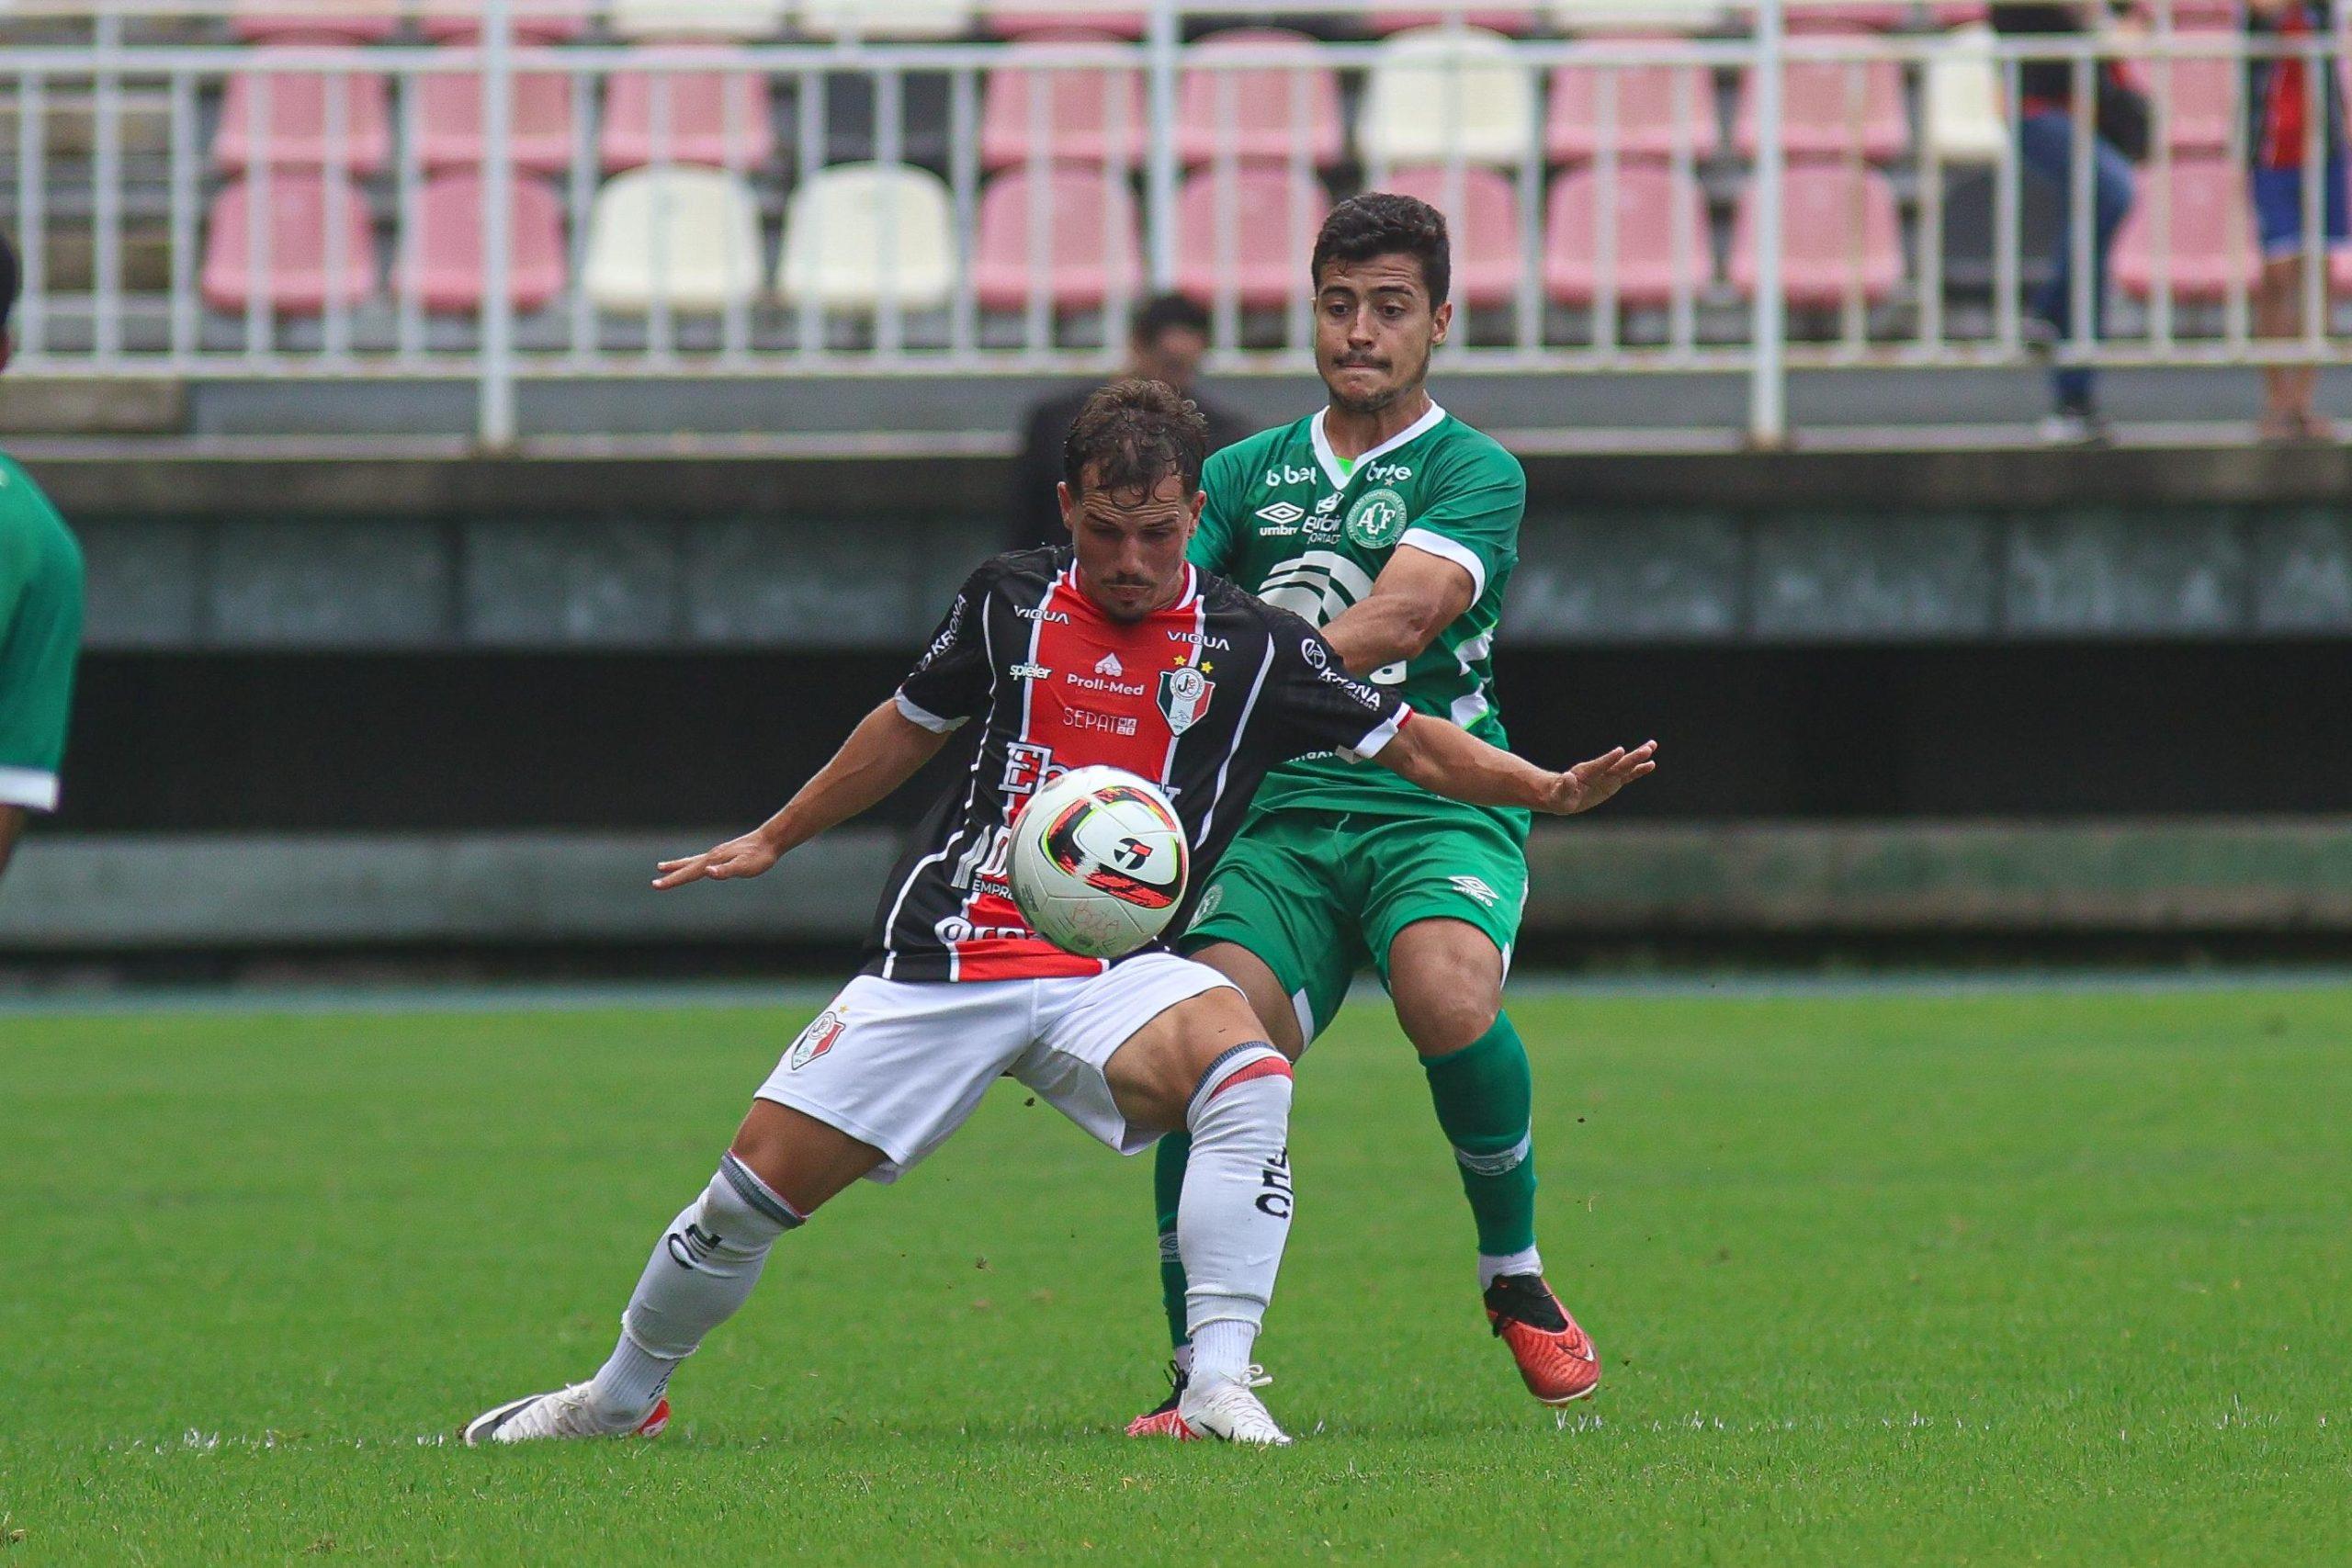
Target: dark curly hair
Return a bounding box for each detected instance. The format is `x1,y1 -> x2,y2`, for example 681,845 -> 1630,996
1312,191 -> 1451,308
1063,377 -> 1209,500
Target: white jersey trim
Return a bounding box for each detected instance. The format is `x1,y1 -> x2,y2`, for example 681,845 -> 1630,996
1340,705 -> 1411,763
1309,400 -> 1448,491
0,767 -> 59,811
893,690 -> 964,734
1396,527 -> 1487,604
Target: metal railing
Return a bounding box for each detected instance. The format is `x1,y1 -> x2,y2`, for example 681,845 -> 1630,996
0,1 -> 2346,447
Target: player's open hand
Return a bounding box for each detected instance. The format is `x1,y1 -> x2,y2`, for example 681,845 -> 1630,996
1540,739 -> 1658,815
653,832 -> 782,889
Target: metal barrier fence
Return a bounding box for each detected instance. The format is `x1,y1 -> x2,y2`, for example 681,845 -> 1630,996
0,0 -> 2346,446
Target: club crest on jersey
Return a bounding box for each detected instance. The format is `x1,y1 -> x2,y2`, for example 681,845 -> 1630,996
1345,487 -> 1409,549
1158,665 -> 1216,735
786,1009 -> 846,1070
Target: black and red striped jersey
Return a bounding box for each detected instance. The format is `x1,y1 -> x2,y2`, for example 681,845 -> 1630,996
865,546 -> 1413,983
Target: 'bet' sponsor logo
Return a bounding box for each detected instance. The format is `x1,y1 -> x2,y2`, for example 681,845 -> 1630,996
1264,464 -> 1316,487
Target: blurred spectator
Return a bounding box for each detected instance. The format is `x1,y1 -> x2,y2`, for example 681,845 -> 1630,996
1010,294 -> 1248,549
1996,0 -> 2145,445
2245,0 -> 2346,441
0,231 -> 86,883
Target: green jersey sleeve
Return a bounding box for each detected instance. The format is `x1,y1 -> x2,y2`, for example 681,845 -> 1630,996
1396,438 -> 1523,605
0,468 -> 85,812
1186,440 -> 1254,575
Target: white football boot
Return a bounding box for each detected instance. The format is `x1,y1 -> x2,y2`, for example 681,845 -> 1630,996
461,1382 -> 670,1446
1175,1374 -> 1293,1446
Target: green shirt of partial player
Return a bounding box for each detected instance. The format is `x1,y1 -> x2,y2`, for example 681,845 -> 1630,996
0,450 -> 84,816
1188,401 -> 1522,819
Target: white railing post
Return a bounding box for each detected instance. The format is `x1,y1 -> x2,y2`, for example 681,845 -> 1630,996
1145,0 -> 1179,291
479,0 -> 519,451
1748,0 -> 1787,446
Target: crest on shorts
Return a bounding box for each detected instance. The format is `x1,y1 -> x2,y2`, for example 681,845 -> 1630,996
787,1009 -> 846,1071
1158,665 -> 1216,736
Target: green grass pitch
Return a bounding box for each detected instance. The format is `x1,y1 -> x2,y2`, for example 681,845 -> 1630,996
4,985 -> 2346,1563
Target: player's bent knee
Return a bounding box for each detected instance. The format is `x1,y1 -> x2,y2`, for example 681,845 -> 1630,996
728,1098 -> 887,1216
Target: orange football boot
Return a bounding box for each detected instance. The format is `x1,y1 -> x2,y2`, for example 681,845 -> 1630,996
1484,1273 -> 1600,1404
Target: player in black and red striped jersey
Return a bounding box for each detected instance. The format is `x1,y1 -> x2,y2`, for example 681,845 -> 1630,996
461,381 -> 1655,1448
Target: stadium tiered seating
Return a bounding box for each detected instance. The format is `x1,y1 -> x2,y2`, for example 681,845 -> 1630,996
1777,0 -> 1909,30
1546,55 -> 1722,163
978,31 -> 1147,170
200,173 -> 379,314
2116,155 -> 2261,302
601,62 -> 775,173
1729,160 -> 1904,306
1734,44 -> 1909,162
231,0 -> 397,44
396,173 -> 569,313
1547,0 -> 1724,35
1923,25 -> 2005,164
214,63 -> 392,175
776,163 -> 957,311
798,0 -> 974,39
609,0 -> 786,41
414,67 -> 579,175
1174,29 -> 1346,167
1369,9 -> 1541,34
418,1 -> 592,42
583,165 -> 764,311
1358,26 -> 1538,167
1386,164 -> 1523,306
982,5 -> 1146,37
1175,164 -> 1333,308
973,165 -> 1143,311
1544,163 -> 1713,306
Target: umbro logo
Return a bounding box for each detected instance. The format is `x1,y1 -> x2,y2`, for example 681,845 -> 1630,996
1449,874 -> 1501,908
1256,502 -> 1306,534
1095,653 -> 1125,677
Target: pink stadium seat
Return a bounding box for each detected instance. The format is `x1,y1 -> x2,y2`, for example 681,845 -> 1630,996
1728,160 -> 1903,306
415,67 -> 579,175
984,6 -> 1146,37
1174,164 -> 1332,309
1930,2 -> 1990,24
1369,9 -> 1540,33
1733,49 -> 1908,162
972,166 -> 1143,311
2153,37 -> 2237,154
978,30 -> 1148,170
1544,163 -> 1712,306
419,1 -> 591,41
1385,164 -> 1522,307
1547,56 -> 1723,163
213,63 -> 392,175
601,62 -> 776,173
200,174 -> 378,314
395,173 -> 569,314
231,0 -> 397,43
1781,3 -> 1909,31
1174,29 -> 1346,167
2116,156 -> 2260,302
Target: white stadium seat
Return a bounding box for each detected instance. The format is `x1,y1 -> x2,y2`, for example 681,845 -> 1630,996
1547,0 -> 1724,33
1925,25 -> 2007,164
609,0 -> 788,41
583,165 -> 766,312
775,162 -> 957,312
796,0 -> 974,39
1357,26 -> 1537,168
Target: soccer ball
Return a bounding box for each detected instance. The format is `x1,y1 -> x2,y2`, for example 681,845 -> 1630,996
1009,765 -> 1189,959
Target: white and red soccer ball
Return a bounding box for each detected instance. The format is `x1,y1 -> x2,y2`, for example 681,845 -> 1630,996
1009,765 -> 1188,959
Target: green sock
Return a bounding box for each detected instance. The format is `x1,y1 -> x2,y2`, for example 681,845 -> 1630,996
1421,1011 -> 1539,1258
1153,1130 -> 1192,1351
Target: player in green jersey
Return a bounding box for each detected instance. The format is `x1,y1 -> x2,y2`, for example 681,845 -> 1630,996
0,233 -> 85,882
1127,195 -> 1657,1434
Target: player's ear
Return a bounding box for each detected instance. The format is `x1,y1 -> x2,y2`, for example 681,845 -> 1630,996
1430,299 -> 1453,349
1057,480 -> 1077,535
1187,491 -> 1205,531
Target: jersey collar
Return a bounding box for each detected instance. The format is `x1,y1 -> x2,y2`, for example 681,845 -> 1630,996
1308,399 -> 1448,491
1065,559 -> 1198,614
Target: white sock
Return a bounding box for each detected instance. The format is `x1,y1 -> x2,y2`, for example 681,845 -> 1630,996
587,1153 -> 803,1421
1171,1342 -> 1194,1377
1478,1246 -> 1544,1291
1178,1045 -> 1295,1384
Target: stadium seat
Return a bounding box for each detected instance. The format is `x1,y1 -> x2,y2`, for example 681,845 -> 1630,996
1544,162 -> 1712,307
601,62 -> 776,174
582,165 -> 764,312
978,30 -> 1148,171
1174,28 -> 1345,167
775,162 -> 957,312
395,173 -> 569,314
417,1 -> 591,42
213,62 -> 392,175
200,173 -> 378,314
230,0 -> 397,43
1733,45 -> 1908,162
1778,0 -> 1908,29
1545,55 -> 1722,164
609,0 -> 787,41
1385,164 -> 1523,307
414,66 -> 578,175
1174,164 -> 1331,309
1924,25 -> 2006,164
2154,36 -> 2237,155
797,0 -> 974,39
1929,2 -> 1989,24
2115,155 -> 2260,302
1546,0 -> 1724,35
972,165 -> 1143,311
1368,9 -> 1540,33
1728,160 -> 1903,306
981,4 -> 1145,37
1358,27 -> 1538,168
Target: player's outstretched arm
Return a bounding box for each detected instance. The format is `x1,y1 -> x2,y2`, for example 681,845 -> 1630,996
1374,714 -> 1657,816
653,700 -> 952,889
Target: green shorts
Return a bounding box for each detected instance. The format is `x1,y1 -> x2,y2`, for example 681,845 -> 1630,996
1179,803 -> 1530,1045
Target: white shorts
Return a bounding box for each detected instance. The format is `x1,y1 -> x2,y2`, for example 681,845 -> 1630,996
752,953 -> 1238,1183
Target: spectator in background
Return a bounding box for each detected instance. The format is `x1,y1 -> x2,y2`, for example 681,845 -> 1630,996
2245,0 -> 2346,441
1995,0 -> 2145,445
1010,294 -> 1248,548
0,231 -> 86,883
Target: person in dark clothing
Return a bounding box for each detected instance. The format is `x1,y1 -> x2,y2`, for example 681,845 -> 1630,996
1010,294 -> 1249,549
1993,1 -> 2142,444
